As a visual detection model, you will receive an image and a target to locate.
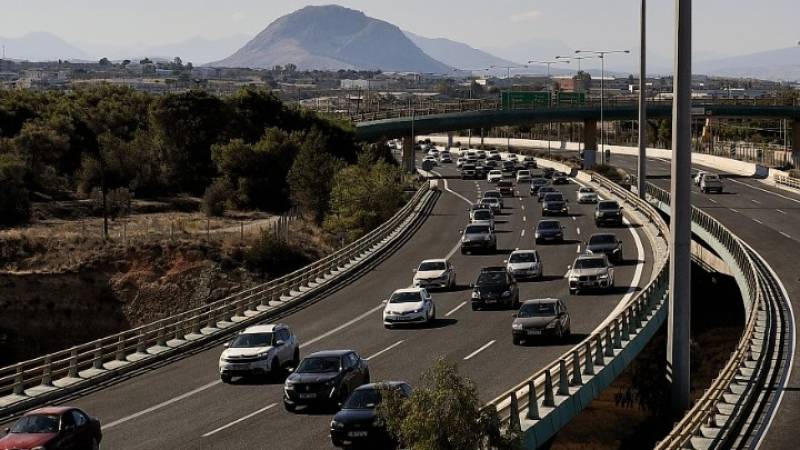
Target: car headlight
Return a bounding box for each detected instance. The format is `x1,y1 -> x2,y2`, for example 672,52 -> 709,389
512,323 -> 523,330
331,420 -> 345,429
372,418 -> 385,427
324,379 -> 337,386
502,291 -> 511,297
545,320 -> 558,329
411,308 -> 423,314
32,447 -> 46,450
484,235 -> 492,241
472,290 -> 480,299
599,274 -> 610,280
256,351 -> 270,359
586,249 -> 595,254
612,248 -> 620,253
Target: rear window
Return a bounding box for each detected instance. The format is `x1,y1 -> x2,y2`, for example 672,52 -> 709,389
465,225 -> 490,234
518,303 -> 556,318
598,201 -> 619,210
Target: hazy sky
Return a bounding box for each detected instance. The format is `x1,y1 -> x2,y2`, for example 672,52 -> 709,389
3,0 -> 798,64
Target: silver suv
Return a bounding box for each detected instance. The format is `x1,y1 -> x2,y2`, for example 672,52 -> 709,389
568,254 -> 615,294
460,224 -> 497,254
219,324 -> 300,383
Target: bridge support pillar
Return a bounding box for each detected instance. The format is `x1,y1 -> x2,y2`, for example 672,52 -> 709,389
792,119 -> 800,165
582,119 -> 598,169
480,128 -> 485,149
401,136 -> 416,174
447,132 -> 454,149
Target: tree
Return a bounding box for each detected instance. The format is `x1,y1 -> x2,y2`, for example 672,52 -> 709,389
121,60 -> 131,67
0,153 -> 31,225
173,56 -> 183,69
139,57 -> 152,65
378,358 -> 521,450
225,87 -> 284,143
98,57 -> 112,66
287,129 -> 344,224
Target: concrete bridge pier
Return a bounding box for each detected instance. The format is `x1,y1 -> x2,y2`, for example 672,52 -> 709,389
582,119 -> 598,169
447,132 -> 454,149
792,119 -> 800,165
480,128 -> 485,149
402,135 -> 416,174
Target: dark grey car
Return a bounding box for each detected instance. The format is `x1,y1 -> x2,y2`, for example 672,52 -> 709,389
512,299 -> 571,344
585,233 -> 623,262
534,219 -> 565,244
595,200 -> 624,226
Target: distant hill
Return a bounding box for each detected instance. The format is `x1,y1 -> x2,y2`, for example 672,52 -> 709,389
695,47 -> 800,81
94,35 -> 252,65
213,5 -> 451,73
0,32 -> 87,61
403,31 -> 517,70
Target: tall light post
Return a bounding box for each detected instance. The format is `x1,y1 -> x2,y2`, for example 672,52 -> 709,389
490,65 -> 528,150
575,49 -> 631,164
638,0 -> 648,199
528,59 -> 571,157
555,55 -> 595,74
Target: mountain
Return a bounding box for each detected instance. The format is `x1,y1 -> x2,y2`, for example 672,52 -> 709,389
0,32 -> 88,61
695,47 -> 800,81
403,31 -> 518,70
213,5 -> 451,73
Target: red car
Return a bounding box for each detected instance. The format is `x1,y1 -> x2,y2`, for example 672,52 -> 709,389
0,406 -> 102,450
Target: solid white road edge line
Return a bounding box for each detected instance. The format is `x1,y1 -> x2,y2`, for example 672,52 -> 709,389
464,340 -> 496,361
202,403 -> 278,438
366,340 -> 405,360
729,178 -> 800,205
446,301 -> 468,317
433,170 -> 480,261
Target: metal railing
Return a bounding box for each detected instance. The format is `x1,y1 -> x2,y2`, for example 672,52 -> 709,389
775,174 -> 800,190
0,183 -> 434,416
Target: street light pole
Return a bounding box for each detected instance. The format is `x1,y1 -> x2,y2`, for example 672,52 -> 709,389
638,0 -> 648,199
668,0 -> 692,418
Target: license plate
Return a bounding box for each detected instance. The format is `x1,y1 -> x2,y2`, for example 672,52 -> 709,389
485,298 -> 497,304
227,363 -> 249,370
298,393 -> 316,399
527,330 -> 542,336
348,431 -> 368,438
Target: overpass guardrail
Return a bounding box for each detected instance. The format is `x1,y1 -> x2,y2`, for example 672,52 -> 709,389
0,182 -> 436,419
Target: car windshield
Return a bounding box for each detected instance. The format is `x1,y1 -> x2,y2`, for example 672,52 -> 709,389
418,261 -> 445,271
544,194 -> 563,202
575,258 -> 607,269
489,170 -> 501,175
297,357 -> 341,373
473,210 -> 492,220
390,292 -> 423,303
518,303 -> 556,318
343,388 -> 382,409
540,187 -> 554,193
484,191 -> 500,198
599,201 -> 619,211
498,181 -> 512,187
704,175 -> 719,181
532,179 -> 546,185
11,415 -> 60,433
480,199 -> 497,206
465,225 -> 490,234
477,272 -> 506,285
579,188 -> 594,193
518,171 -> 530,176
590,235 -> 617,245
230,332 -> 273,348
464,165 -> 476,170
510,252 -> 538,263
538,221 -> 560,230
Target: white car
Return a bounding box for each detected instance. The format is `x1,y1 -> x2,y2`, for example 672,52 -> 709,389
506,250 -> 543,280
487,170 -> 503,183
470,208 -> 495,230
487,150 -> 501,161
422,155 -> 438,166
383,288 -> 436,328
516,170 -> 532,183
413,259 -> 456,289
693,171 -> 707,186
427,148 -> 440,158
218,324 -> 300,383
577,187 -> 598,203
457,157 -> 466,168
440,152 -> 452,163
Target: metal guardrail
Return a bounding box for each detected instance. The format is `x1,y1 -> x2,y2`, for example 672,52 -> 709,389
774,174 -> 800,190
486,170 -> 672,445
0,183 -> 435,417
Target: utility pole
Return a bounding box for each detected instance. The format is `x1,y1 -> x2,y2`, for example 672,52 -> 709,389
638,0 -> 648,199
667,0 -> 692,417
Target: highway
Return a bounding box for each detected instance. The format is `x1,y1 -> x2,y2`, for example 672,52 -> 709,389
18,158 -> 657,449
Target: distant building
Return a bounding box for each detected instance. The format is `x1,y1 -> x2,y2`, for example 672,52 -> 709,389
340,79 -> 391,90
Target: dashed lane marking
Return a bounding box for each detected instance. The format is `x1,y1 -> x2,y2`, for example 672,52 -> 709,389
780,232 -> 793,239
753,218 -> 763,225
366,340 -> 405,360
464,340 -> 496,361
446,301 -> 467,317
730,208 -> 740,214
777,209 -> 787,215
202,403 -> 278,438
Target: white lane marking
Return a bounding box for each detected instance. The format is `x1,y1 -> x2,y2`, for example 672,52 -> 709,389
576,227 -> 581,235
576,244 -> 581,253
521,229 -> 526,237
730,208 -> 740,214
105,380 -> 222,429
446,301 -> 468,316
302,303 -> 385,348
780,232 -> 792,239
523,216 -> 527,222
366,340 -> 405,360
751,199 -> 761,205
752,218 -> 763,225
707,198 -> 717,204
572,216 -> 577,221
433,170 -> 477,261
202,403 -> 278,438
521,205 -> 525,211
776,209 -> 787,215
729,178 -> 800,205
464,340 -> 496,360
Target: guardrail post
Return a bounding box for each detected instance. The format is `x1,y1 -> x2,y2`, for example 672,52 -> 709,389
508,393 -> 521,432
192,316 -> 202,334
156,325 -> 167,347
584,341 -> 595,375
605,328 -> 615,357
136,330 -> 146,354
543,370 -> 555,407
571,351 -> 582,385
38,354 -> 53,387
622,312 -> 631,342
526,380 -> 540,420
68,348 -> 79,378
116,336 -> 126,361
594,336 -> 605,366
12,365 -> 24,396
613,319 -> 623,349
558,360 -> 570,395
92,342 -> 103,369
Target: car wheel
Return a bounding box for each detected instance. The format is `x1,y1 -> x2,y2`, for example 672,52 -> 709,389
471,303 -> 479,311
270,358 -> 281,379
569,288 -> 577,295
91,437 -> 100,450
220,374 -> 232,384
513,336 -> 522,346
292,348 -> 300,367
565,326 -> 572,337
284,402 -> 296,413
337,387 -> 350,408
556,326 -> 564,339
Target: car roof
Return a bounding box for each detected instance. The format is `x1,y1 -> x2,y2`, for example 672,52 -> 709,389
480,266 -> 507,272
355,381 -> 410,391
420,258 -> 447,264
522,298 -> 559,305
392,287 -> 426,294
25,406 -> 74,416
307,350 -> 354,358
511,249 -> 538,255
576,253 -> 606,260
242,324 -> 283,334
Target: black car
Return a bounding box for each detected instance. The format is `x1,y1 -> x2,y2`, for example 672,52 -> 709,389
497,180 -> 514,197
595,200 -> 624,227
542,192 -> 569,216
461,164 -> 477,179
535,219 -> 565,244
542,167 -> 555,179
586,233 -> 623,262
552,172 -> 569,185
529,178 -> 548,195
471,267 -> 520,310
330,382 -> 412,449
284,350 -> 370,412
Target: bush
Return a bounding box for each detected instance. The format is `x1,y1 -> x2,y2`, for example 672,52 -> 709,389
593,164 -> 623,182
244,231 -> 309,275
202,179 -> 233,217
90,187 -> 132,218
0,154 -> 31,226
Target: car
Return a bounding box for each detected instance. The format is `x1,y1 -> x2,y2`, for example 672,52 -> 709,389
693,170 -> 707,186
421,159 -> 435,171
529,178 -> 548,195
542,167 -> 555,179
284,350 -> 370,412
522,155 -> 538,168
585,233 -> 624,262
383,288 -> 436,327
427,148 -> 439,158
475,163 -> 488,178
487,170 -> 503,183
482,190 -> 504,208
501,160 -> 516,173
219,324 -> 300,383
701,173 -> 723,193
497,180 -> 514,197
466,151 -> 477,159
439,152 -> 452,163
461,164 -> 477,179
568,254 -> 615,294
537,186 -> 558,202
484,159 -> 498,169
553,172 -> 569,185
470,208 -> 496,230
512,299 -> 571,344
487,150 -> 501,161
422,155 -> 438,167
0,407 -> 102,450
595,200 -> 624,227
542,192 -> 569,216
475,150 -> 487,159
413,259 -> 456,289
535,219 -> 565,244
516,170 -> 532,183
456,157 -> 466,168
471,267 -> 520,310
505,250 -> 543,280
460,223 -> 497,254
577,187 -> 598,203
330,382 -> 412,449
480,197 -> 502,214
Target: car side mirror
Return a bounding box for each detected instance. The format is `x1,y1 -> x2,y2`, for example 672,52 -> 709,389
275,340 -> 285,347
618,240 -> 623,244
512,313 -> 517,318
3,427 -> 9,434
412,268 -> 417,273
503,260 -> 508,264
223,342 -> 230,348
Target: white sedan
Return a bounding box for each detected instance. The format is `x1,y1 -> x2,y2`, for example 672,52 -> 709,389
577,187 -> 598,203
487,170 -> 503,183
383,288 -> 436,328
413,259 -> 456,289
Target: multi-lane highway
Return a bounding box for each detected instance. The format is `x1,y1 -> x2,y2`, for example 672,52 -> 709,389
15,155 -> 656,449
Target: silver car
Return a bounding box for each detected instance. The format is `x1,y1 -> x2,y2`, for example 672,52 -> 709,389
460,224 -> 497,254
470,208 -> 495,230
568,254 -> 615,294
505,250 -> 543,280
512,299 -> 571,344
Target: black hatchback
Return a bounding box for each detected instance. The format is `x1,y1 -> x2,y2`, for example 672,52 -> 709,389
471,267 -> 520,310
330,382 -> 412,449
284,350 -> 370,412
